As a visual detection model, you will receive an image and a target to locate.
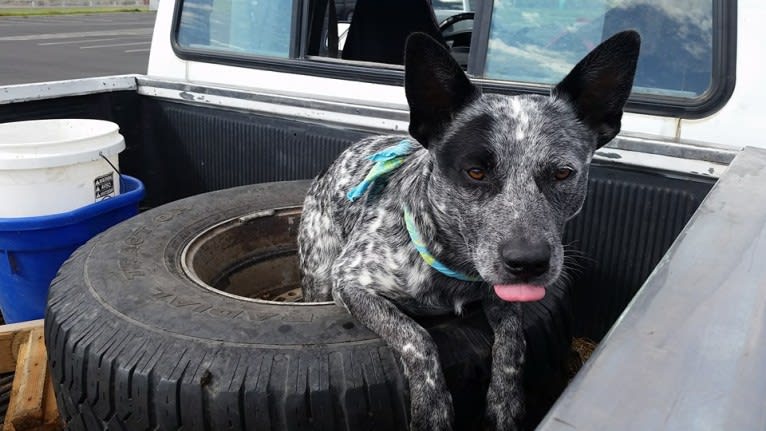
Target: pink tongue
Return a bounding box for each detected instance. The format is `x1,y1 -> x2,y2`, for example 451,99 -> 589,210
493,284 -> 546,302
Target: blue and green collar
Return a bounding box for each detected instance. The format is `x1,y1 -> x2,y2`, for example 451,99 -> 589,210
402,206 -> 482,282
347,139 -> 482,282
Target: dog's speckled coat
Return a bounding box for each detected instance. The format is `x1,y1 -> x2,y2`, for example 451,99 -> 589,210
299,32 -> 640,430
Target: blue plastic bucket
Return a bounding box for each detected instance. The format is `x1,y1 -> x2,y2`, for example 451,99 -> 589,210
0,175 -> 144,323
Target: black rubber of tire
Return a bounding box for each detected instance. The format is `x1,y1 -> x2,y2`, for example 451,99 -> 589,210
45,181 -> 572,431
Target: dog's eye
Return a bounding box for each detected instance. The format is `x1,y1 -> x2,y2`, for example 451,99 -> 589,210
554,168 -> 573,181
467,168 -> 486,181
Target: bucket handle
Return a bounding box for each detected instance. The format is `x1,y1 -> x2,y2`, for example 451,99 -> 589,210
99,151 -> 125,193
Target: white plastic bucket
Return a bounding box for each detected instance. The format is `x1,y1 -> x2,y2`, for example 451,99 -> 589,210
0,119 -> 126,218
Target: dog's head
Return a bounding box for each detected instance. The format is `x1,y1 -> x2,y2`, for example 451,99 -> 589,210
404,31 -> 639,301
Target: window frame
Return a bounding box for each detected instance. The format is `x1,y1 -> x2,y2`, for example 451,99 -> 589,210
170,0 -> 737,119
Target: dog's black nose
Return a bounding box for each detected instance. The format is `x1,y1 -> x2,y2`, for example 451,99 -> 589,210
500,239 -> 551,280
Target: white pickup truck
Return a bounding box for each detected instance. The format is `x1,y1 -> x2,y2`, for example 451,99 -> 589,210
1,0 -> 765,430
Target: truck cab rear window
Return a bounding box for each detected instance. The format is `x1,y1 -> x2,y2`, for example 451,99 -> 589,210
484,0 -> 714,98
177,0 -> 294,58
171,0 -> 731,116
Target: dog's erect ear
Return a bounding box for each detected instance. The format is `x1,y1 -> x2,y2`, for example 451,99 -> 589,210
405,33 -> 480,148
553,30 -> 640,148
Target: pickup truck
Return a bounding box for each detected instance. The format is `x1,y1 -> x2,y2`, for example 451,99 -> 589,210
1,0 -> 765,430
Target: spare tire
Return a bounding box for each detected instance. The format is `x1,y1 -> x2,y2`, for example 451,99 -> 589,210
45,181 -> 572,431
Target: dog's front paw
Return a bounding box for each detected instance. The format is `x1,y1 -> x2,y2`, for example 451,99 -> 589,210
483,387 -> 523,431
483,408 -> 521,431
409,383 -> 454,431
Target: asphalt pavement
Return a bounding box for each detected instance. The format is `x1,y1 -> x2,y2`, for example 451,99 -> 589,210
0,12 -> 156,85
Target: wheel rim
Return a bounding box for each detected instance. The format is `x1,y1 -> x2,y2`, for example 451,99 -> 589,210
181,206 -> 334,305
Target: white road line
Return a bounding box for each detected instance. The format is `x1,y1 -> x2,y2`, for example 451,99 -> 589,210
38,37 -> 147,46
80,41 -> 150,49
124,48 -> 150,53
0,28 -> 152,42
3,18 -> 87,25
22,18 -> 80,24
24,21 -> 139,26
67,18 -> 115,23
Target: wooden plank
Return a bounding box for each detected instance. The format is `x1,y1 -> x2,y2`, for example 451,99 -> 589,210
6,327 -> 47,431
1,321 -> 62,431
0,320 -> 44,374
40,372 -> 62,431
2,341 -> 23,431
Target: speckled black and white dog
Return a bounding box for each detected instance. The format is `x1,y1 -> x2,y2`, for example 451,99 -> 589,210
298,31 -> 639,430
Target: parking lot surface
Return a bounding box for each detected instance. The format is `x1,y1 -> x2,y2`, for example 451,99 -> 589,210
0,12 -> 156,85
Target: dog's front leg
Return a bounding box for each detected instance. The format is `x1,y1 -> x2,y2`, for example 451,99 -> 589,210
336,285 -> 454,431
482,296 -> 525,431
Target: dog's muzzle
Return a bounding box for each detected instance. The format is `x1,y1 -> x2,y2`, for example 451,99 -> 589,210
493,238 -> 550,302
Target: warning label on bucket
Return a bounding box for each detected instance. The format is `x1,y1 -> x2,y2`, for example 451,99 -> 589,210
94,173 -> 115,200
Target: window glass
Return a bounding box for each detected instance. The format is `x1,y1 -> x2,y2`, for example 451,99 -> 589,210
484,0 -> 713,98
177,0 -> 293,58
